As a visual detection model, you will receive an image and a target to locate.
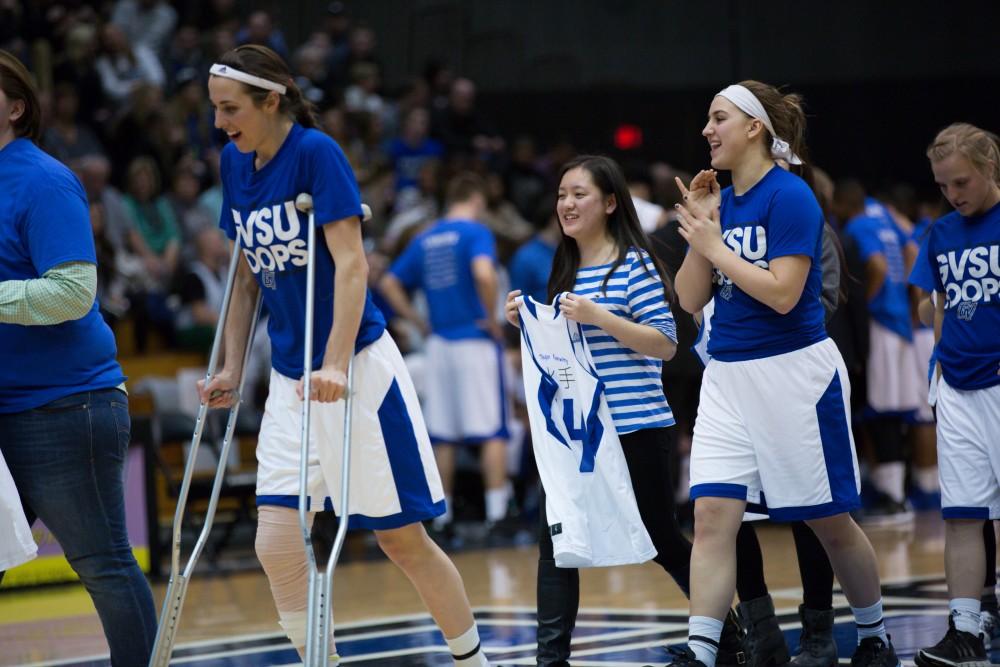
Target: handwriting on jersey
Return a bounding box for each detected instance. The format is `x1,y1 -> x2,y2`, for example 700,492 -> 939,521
231,201 -> 309,274
935,244 -> 1000,310
713,224 -> 768,297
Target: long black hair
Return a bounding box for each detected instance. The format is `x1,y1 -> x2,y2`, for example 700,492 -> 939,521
547,155 -> 673,302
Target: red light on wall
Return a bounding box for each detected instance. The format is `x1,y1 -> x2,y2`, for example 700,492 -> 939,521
614,124 -> 643,150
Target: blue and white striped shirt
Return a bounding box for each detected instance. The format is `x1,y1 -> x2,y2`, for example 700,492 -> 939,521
573,248 -> 676,434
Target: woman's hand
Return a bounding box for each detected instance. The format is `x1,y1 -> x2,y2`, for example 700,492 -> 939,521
198,368 -> 239,409
297,366 -> 349,403
676,170 -> 721,213
559,293 -> 606,326
675,199 -> 725,260
505,290 -> 522,328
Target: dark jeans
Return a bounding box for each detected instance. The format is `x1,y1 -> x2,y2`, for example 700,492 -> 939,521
0,388 -> 157,667
537,427 -> 691,665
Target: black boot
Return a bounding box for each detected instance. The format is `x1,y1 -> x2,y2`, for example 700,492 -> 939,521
536,558 -> 578,666
738,595 -> 790,667
718,608 -> 748,667
791,605 -> 837,667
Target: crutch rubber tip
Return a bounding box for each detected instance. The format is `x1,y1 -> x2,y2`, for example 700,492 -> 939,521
295,193 -> 314,213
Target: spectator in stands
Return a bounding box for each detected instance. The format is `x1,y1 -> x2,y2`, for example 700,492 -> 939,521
174,226 -> 229,351
508,199 -> 559,305
235,10 -> 288,60
89,201 -> 131,324
193,0 -> 240,33
626,162 -> 670,233
107,82 -> 172,187
122,155 -> 180,350
482,171 -> 533,261
111,0 -> 178,58
52,22 -> 109,130
197,148 -> 224,220
386,107 -> 444,204
0,48 -> 157,665
75,154 -> 132,253
167,159 -> 215,248
343,61 -> 386,118
165,25 -> 209,91
165,67 -> 216,160
293,42 -> 329,107
326,24 -> 380,95
384,158 -> 443,246
42,82 -> 104,164
432,78 -> 505,161
95,22 -> 165,104
505,135 -> 548,219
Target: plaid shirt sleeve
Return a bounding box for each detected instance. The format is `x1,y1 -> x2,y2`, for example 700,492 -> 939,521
0,261 -> 97,326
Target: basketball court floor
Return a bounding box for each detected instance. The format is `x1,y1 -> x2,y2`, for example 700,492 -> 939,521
2,513 -> 998,666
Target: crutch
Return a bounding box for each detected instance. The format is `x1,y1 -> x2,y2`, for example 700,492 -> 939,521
295,193 -> 358,667
149,241 -> 264,667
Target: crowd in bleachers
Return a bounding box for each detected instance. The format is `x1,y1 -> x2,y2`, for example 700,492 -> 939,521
2,0 -> 967,532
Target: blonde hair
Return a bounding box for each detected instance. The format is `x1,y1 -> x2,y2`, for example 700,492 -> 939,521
926,123 -> 1000,184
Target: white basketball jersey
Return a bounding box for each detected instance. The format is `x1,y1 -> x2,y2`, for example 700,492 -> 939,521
518,296 -> 655,568
0,448 -> 36,571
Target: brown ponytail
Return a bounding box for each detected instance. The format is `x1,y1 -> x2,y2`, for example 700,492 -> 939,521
738,79 -> 814,191
738,80 -> 809,166
215,45 -> 318,128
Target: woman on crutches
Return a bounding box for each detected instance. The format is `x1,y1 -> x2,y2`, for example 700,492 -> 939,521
200,45 -> 489,667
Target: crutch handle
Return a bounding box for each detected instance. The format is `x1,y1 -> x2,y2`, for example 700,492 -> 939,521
295,193 -> 372,222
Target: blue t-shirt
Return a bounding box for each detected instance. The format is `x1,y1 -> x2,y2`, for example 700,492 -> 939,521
0,139 -> 125,413
842,208 -> 913,340
385,137 -> 444,192
909,201 -> 1000,390
707,166 -> 827,361
509,235 -> 556,304
388,218 -> 496,340
219,124 -> 386,379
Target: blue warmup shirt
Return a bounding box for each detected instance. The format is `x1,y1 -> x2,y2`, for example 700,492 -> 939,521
0,138 -> 124,413
388,218 -> 497,340
707,166 -> 826,361
909,201 -> 1000,390
509,235 -> 556,304
385,137 -> 444,192
843,206 -> 913,340
219,123 -> 386,378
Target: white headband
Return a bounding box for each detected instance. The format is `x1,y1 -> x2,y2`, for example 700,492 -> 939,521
716,84 -> 802,165
210,63 -> 287,95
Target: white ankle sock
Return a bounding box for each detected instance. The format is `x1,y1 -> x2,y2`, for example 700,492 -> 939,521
447,623 -> 489,665
852,599 -> 888,645
950,598 -> 982,635
485,483 -> 511,522
872,462 -> 906,503
688,615 -> 723,667
914,466 -> 940,493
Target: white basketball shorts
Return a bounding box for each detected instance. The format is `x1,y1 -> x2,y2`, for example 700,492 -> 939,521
690,338 -> 861,521
256,331 -> 446,530
937,378 -> 1000,520
866,321 -> 921,415
423,334 -> 509,444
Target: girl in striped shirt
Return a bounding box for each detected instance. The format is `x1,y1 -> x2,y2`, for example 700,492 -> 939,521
505,155 -> 740,665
